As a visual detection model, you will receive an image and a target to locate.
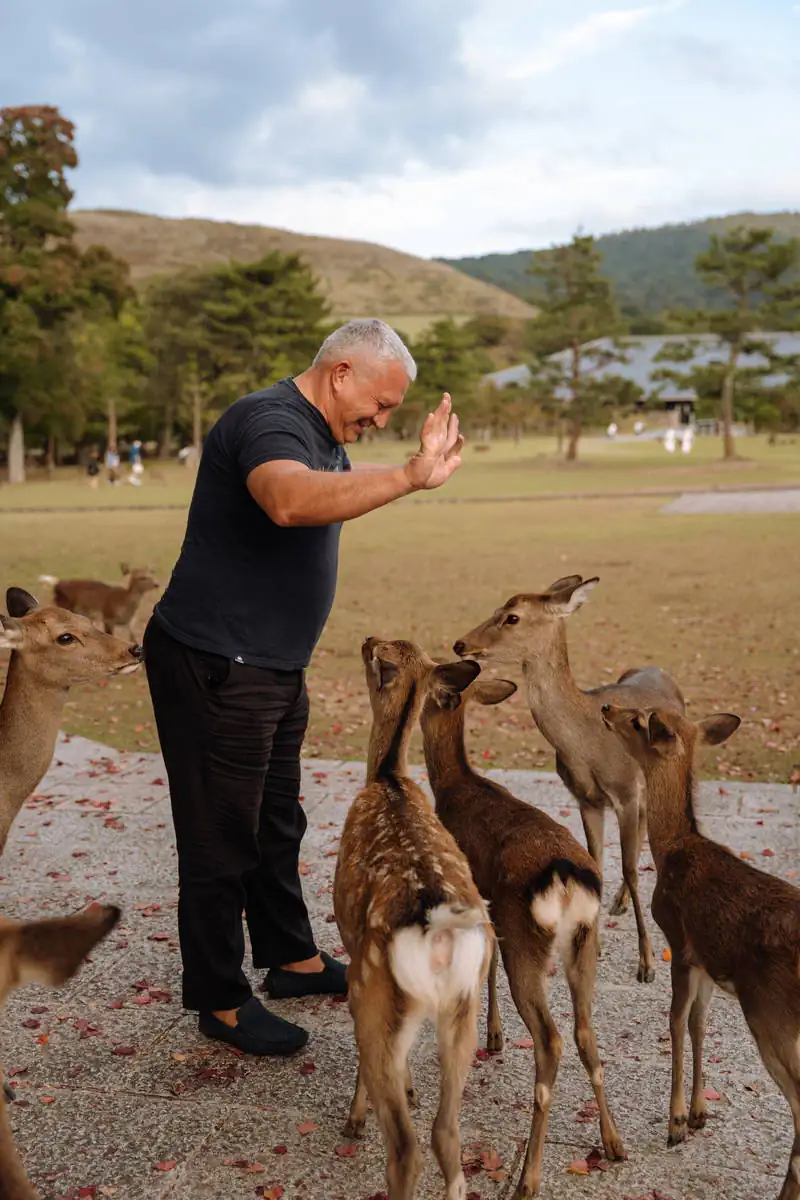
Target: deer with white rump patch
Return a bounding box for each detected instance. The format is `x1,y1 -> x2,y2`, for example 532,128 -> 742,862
454,575 -> 685,984
602,701 -> 800,1200
0,587 -> 143,855
0,904 -> 121,1200
419,664 -> 626,1199
39,565 -> 159,639
333,638 -> 494,1200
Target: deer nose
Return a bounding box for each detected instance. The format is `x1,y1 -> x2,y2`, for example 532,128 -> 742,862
130,644 -> 144,661
452,640 -> 466,657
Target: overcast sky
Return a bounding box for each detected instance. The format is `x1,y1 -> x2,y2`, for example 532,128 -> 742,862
6,0 -> 800,258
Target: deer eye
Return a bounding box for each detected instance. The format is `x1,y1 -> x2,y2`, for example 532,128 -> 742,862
505,613 -> 520,625
56,633 -> 76,645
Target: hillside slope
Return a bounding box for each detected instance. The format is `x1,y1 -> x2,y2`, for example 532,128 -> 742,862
440,211 -> 800,314
71,209 -> 536,325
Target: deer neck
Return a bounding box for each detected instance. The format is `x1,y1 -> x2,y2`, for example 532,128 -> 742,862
0,655 -> 67,848
422,710 -> 473,805
521,625 -> 593,749
366,682 -> 421,785
643,757 -> 699,870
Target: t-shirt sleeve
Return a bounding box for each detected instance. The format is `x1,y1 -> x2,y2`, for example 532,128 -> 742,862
234,405 -> 314,479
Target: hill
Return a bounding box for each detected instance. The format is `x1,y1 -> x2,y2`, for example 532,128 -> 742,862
439,211 -> 800,315
71,209 -> 536,331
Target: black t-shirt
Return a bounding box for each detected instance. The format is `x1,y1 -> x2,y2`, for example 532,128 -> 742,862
154,378 -> 351,670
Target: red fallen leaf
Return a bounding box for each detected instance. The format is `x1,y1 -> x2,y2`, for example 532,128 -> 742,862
297,1121 -> 319,1135
511,1036 -> 534,1049
482,749 -> 492,759
149,989 -> 172,1002
112,1046 -> 135,1056
272,1145 -> 288,1155
38,1095 -> 55,1105
151,778 -> 166,786
78,1189 -> 97,1197
135,993 -> 152,1005
475,1048 -> 493,1062
740,851 -> 754,862
481,1149 -> 502,1171
334,1143 -> 358,1157
559,808 -> 571,817
607,920 -> 618,929
567,1160 -> 591,1175
261,1188 -> 285,1200
331,946 -> 347,958
703,1087 -> 721,1101
762,848 -> 775,857
21,1020 -> 40,1029
7,1067 -> 27,1078
149,933 -> 170,942
107,1000 -> 124,1010
223,1159 -> 264,1172
718,786 -> 729,795
30,1006 -> 48,1015
299,1061 -> 316,1075
154,1160 -> 177,1171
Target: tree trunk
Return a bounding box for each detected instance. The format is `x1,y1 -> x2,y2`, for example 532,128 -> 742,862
556,417 -> 564,456
565,417 -> 582,462
7,412 -> 25,484
192,374 -> 202,461
720,369 -> 736,460
158,396 -> 175,459
46,434 -> 56,478
107,397 -> 118,453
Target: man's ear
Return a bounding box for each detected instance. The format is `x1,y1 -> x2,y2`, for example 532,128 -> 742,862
472,679 -> 517,706
6,588 -> 38,618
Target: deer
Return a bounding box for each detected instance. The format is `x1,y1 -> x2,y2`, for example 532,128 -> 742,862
333,637 -> 494,1200
0,587 -> 143,855
419,665 -> 626,1199
38,565 -> 159,639
453,575 -> 686,986
601,702 -> 800,1200
0,903 -> 121,1200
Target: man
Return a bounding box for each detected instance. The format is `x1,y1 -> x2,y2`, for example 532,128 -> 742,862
143,318 -> 463,1056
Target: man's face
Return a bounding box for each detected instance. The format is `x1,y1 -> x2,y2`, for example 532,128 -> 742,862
327,357 -> 409,444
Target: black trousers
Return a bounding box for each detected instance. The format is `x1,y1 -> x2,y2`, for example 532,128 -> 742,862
143,616 -> 317,1012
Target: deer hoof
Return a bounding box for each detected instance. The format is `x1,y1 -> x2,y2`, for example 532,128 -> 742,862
609,885 -> 630,916
637,962 -> 656,984
667,1116 -> 688,1147
486,1029 -> 504,1053
342,1119 -> 365,1140
688,1107 -> 707,1131
406,1085 -> 419,1109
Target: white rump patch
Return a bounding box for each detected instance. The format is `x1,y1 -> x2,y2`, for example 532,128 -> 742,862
531,877 -> 600,963
389,904 -> 486,1015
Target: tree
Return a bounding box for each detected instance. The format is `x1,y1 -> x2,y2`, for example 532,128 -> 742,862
527,234 -> 627,460
406,319 -> 492,439
693,227 -> 800,458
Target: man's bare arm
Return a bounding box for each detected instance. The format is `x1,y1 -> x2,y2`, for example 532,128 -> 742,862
247,459 -> 414,526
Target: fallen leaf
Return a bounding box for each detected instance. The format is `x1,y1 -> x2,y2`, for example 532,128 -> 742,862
762,848 -> 775,857
299,1061 -> 316,1076
272,1145 -> 288,1155
567,1160 -> 590,1175
260,1188 -> 285,1200
334,1143 -> 358,1157
662,947 -> 672,962
38,1095 -> 55,1105
297,1121 -> 319,1135
703,1087 -> 721,1101
112,1046 -> 135,1056
154,1161 -> 177,1172
481,1149 -> 502,1171
510,1036 -> 534,1049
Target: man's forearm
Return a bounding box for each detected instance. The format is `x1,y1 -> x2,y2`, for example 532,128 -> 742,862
249,464 -> 416,526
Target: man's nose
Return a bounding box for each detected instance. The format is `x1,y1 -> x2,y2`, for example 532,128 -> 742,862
374,411 -> 390,429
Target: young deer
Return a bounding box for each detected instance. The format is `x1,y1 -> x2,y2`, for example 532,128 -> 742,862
454,575 -> 685,985
39,566 -> 159,638
0,588 -> 143,853
0,904 -> 121,1200
602,702 -> 800,1200
333,638 -> 494,1200
420,670 -> 625,1199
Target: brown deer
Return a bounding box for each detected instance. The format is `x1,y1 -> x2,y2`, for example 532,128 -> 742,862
333,638 -> 494,1200
0,587 -> 143,854
0,903 -> 121,1200
601,701 -> 800,1200
420,668 -> 625,1198
39,566 -> 159,638
453,574 -> 685,985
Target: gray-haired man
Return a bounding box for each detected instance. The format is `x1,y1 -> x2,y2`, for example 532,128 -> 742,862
144,319 -> 463,1055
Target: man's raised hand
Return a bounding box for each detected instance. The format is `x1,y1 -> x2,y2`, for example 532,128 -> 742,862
404,394 -> 465,491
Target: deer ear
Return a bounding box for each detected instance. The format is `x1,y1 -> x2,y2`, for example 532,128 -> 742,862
0,615 -> 24,649
431,660 -> 481,710
697,714 -> 741,746
10,905 -> 121,992
647,712 -> 680,758
120,562 -> 130,576
544,576 -> 599,616
544,574 -> 584,593
370,656 -> 399,691
472,679 -> 517,706
6,588 -> 38,618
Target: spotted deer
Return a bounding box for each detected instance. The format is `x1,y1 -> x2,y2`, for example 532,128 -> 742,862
39,566 -> 159,638
420,667 -> 625,1198
0,588 -> 143,854
333,638 -> 494,1200
602,702 -> 800,1200
453,575 -> 685,985
0,904 -> 121,1200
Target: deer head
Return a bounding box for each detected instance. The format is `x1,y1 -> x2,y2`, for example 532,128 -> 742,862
127,567 -> 160,597
452,575 -> 600,665
0,588 -> 143,689
600,703 -> 741,764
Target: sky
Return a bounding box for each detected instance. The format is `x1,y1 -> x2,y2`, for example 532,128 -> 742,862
5,0 -> 800,259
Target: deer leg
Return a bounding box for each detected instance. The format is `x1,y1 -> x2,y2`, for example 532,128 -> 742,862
486,939 -> 504,1052
432,991 -> 480,1200
564,921 -> 626,1163
505,949 -> 563,1199
777,1080 -> 800,1200
404,1064 -> 418,1109
667,956 -> 700,1146
687,971 -> 714,1130
617,802 -> 655,983
579,803 -> 606,955
344,1062 -> 370,1139
742,1014 -> 800,1200
610,797 -> 646,915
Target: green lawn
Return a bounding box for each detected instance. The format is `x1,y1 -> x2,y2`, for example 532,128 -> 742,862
0,483 -> 797,783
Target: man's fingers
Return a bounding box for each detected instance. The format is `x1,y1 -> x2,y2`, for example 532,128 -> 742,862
445,433 -> 465,460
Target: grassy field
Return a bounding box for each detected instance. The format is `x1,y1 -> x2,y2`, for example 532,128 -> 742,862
3,433 -> 799,510
0,437 -> 797,783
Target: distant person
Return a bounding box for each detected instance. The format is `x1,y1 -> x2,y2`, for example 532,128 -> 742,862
663,428 -> 676,453
128,440 -> 144,485
633,419 -> 645,436
143,319 -> 464,1057
85,453 -> 100,489
606,421 -> 618,439
105,446 -> 120,484
681,426 -> 695,454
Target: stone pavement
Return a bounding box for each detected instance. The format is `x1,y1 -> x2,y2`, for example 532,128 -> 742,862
660,488 -> 800,515
0,736 -> 797,1200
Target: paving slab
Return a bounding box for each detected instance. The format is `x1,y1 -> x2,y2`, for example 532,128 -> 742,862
0,736 -> 797,1200
660,488 -> 800,514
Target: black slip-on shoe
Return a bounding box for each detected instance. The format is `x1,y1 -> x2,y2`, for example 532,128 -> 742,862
198,996 -> 309,1056
261,951 -> 348,1000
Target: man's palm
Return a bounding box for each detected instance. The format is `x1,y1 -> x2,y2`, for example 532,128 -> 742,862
406,394 -> 464,490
